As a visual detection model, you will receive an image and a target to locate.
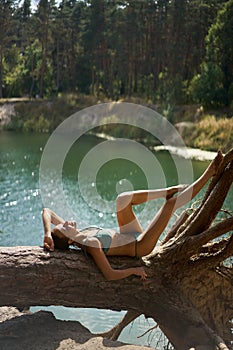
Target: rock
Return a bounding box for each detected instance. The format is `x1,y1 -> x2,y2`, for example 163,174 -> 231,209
0,103 -> 15,129
175,121 -> 194,135
0,307 -> 151,350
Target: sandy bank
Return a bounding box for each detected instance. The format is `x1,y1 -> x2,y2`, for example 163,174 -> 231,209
154,145 -> 218,161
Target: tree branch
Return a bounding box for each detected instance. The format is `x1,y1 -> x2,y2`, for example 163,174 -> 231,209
165,151 -> 233,244
192,235 -> 233,269
178,160 -> 233,240
203,149 -> 233,203
152,215 -> 233,267
97,310 -> 140,341
161,209 -> 190,244
184,216 -> 233,259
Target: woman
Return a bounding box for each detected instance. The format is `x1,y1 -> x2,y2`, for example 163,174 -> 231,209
43,151 -> 222,281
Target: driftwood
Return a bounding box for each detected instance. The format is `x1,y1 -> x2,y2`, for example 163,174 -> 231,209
0,149 -> 233,350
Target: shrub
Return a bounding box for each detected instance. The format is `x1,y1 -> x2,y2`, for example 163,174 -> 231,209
189,62 -> 228,108
183,115 -> 233,152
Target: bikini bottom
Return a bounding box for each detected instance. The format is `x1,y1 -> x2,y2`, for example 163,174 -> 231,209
132,232 -> 141,258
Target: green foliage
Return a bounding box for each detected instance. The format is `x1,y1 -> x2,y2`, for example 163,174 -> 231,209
6,94 -> 100,132
189,0 -> 233,107
3,45 -> 24,96
0,0 -> 18,97
205,0 -> 233,92
22,41 -> 42,97
0,0 -> 230,108
23,114 -> 51,132
228,82 -> 233,108
189,62 -> 227,108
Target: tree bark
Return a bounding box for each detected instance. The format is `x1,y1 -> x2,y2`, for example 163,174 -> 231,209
0,243 -> 232,350
0,150 -> 233,350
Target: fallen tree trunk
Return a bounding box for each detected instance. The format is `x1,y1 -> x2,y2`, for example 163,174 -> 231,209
0,245 -> 232,349
0,150 -> 233,350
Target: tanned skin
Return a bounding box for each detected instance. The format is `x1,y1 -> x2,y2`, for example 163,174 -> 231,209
43,151 -> 223,281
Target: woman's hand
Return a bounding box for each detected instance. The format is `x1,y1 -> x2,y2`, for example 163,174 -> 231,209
133,267 -> 147,280
44,235 -> 54,251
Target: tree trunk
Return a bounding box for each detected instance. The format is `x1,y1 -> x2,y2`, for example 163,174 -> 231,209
0,245 -> 231,350
0,150 -> 233,350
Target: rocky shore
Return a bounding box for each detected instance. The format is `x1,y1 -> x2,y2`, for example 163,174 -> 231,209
0,307 -> 152,350
1,99 -> 232,154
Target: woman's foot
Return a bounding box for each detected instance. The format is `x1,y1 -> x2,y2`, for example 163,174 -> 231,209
166,184 -> 188,200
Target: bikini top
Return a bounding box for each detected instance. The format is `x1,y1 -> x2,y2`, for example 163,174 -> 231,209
80,226 -> 113,254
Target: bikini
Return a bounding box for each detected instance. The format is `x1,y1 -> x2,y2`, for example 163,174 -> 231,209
81,227 -> 113,254
94,229 -> 113,254
82,227 -> 140,257
57,223 -> 114,254
132,232 -> 141,258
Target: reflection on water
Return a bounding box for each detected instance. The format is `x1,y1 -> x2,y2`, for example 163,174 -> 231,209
1,131 -> 232,349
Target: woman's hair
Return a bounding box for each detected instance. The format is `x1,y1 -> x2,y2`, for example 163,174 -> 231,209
52,229 -> 70,250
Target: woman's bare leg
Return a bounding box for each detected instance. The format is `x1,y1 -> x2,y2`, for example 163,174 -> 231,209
136,151 -> 223,257
116,185 -> 188,234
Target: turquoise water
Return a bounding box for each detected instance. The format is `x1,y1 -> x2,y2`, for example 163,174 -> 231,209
1,131 -> 232,348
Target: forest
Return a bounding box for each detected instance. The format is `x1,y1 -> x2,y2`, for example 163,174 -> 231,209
0,0 -> 233,109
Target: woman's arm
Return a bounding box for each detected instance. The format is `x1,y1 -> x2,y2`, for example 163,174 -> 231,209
42,208 -> 65,251
86,237 -> 147,281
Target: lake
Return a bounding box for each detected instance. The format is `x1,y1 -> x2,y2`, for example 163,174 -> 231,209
1,131 -> 232,349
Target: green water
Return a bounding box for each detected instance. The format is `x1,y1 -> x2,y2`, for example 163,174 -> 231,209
0,131 -> 232,348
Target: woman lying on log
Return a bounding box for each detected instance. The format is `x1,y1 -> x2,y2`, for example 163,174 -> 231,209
43,151 -> 223,281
